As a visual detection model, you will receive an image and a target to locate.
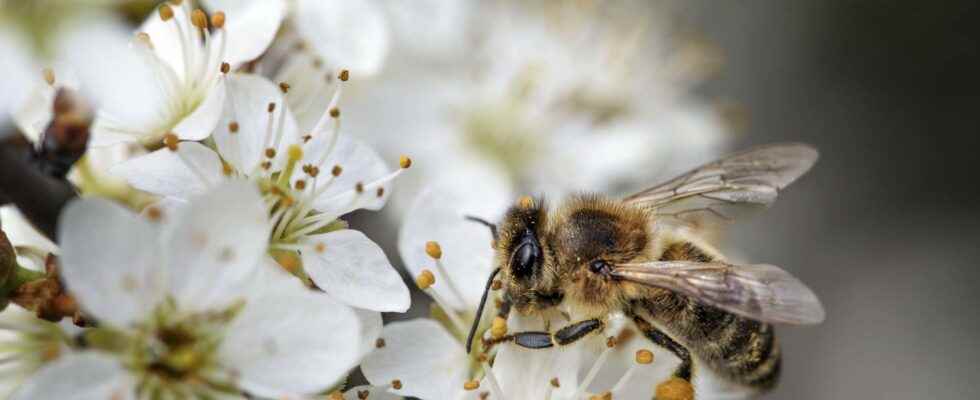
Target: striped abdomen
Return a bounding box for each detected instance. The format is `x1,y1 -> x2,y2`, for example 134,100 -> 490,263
631,242 -> 782,391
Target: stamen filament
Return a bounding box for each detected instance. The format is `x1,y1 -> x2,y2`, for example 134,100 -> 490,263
573,344 -> 615,399
424,288 -> 468,334
482,362 -> 506,400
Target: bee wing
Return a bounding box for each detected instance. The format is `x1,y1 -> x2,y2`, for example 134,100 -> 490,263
623,143 -> 818,230
611,260 -> 825,325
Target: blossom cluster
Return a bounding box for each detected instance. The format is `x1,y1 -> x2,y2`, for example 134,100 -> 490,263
0,1 -> 732,399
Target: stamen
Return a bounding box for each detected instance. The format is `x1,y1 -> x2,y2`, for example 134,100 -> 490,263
375,338 -> 386,348
265,148 -> 276,159
210,11 -> 225,29
191,9 -> 208,30
375,187 -> 385,198
399,155 -> 413,169
327,392 -> 344,400
427,241 -> 467,306
611,349 -> 654,393
590,392 -> 612,400
228,121 -> 239,133
295,180 -> 306,190
338,69 -> 350,81
163,133 -> 179,151
331,165 -> 343,176
42,68 -> 55,86
416,270 -> 468,334
279,82 -> 290,93
415,270 -> 435,290
573,337 -> 618,399
159,4 -> 175,21
544,377 -> 560,400
329,107 -> 340,118
425,241 -> 442,259
463,380 -> 480,391
391,380 -> 403,390
220,62 -> 230,74
482,362 -> 506,400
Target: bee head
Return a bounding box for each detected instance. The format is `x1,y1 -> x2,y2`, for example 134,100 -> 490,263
495,196 -> 563,312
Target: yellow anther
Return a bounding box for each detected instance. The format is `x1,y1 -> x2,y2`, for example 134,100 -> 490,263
260,161 -> 272,170
590,392 -> 612,400
550,377 -> 560,388
376,187 -> 385,198
606,336 -> 618,348
191,9 -> 208,29
220,62 -> 230,73
287,144 -> 303,161
276,252 -> 300,273
655,377 -> 694,400
228,121 -> 239,133
425,241 -> 442,259
163,133 -> 179,151
463,380 -> 480,391
267,102 -> 276,113
331,164 -> 343,176
42,68 -> 55,85
314,242 -> 326,253
338,69 -> 350,81
279,82 -> 290,93
375,338 -> 386,348
355,182 -> 364,193
158,4 -> 175,21
210,11 -> 225,29
264,148 -> 276,159
399,155 -> 413,169
635,349 -> 655,365
327,391 -> 344,400
518,195 -> 534,209
391,379 -> 403,390
329,107 -> 340,118
491,316 -> 508,339
416,269 -> 435,290
295,180 -> 306,190
308,165 -> 321,177
222,163 -> 234,176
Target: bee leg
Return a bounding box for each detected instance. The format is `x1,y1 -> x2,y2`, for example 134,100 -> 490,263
629,313 -> 695,400
553,318 -> 604,346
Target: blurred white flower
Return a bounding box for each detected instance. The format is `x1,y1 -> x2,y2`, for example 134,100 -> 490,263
0,306 -> 72,399
112,73 -> 410,312
0,24 -> 35,133
13,182 -> 366,399
59,0 -> 283,147
342,0 -> 729,221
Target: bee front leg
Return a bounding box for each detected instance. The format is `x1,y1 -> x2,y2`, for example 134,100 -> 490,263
486,319 -> 605,351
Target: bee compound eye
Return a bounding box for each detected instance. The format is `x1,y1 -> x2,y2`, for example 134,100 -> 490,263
589,259 -> 611,275
511,241 -> 539,278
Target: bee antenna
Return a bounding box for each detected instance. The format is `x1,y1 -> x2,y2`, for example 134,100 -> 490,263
466,267 -> 501,354
464,215 -> 498,241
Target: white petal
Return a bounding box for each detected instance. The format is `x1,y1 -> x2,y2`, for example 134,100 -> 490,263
354,307 -> 383,357
163,181 -> 270,311
57,14 -> 167,145
203,0 -> 286,65
111,142 -> 224,200
491,314 -> 586,400
295,0 -> 390,76
213,73 -> 300,174
303,133 -> 392,215
383,0 -> 473,57
361,319 -> 469,400
58,198 -> 165,327
343,385 -> 402,400
137,2 -> 194,82
221,284 -> 362,397
302,229 -> 409,312
171,78 -> 226,141
397,165 -> 513,311
0,26 -> 37,131
12,352 -> 134,400
0,206 -> 57,255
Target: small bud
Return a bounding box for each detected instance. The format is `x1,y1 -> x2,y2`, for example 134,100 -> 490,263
338,69 -> 350,81
635,349 -> 655,364
425,241 -> 442,259
220,62 -> 230,73
656,377 -> 695,400
191,9 -> 208,29
491,316 -> 507,339
416,269 -> 435,289
463,380 -> 480,391
399,155 -> 412,169
163,133 -> 179,151
391,379 -> 403,390
158,4 -> 175,21
210,11 -> 225,29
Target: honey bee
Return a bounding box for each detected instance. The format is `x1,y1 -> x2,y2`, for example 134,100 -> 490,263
464,143 -> 825,397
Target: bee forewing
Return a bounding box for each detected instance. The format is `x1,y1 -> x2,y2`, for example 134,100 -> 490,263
624,143 -> 818,230
611,261 -> 825,325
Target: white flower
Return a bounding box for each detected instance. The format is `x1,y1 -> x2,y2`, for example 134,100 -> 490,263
112,73 -> 410,313
0,24 -> 35,133
13,182 -> 366,399
0,306 -> 73,398
60,0 -> 281,147
363,171 -> 685,400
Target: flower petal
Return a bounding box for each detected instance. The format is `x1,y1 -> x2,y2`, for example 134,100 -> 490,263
343,385 -> 402,400
171,77 -> 226,141
361,319 -> 469,400
221,280 -> 362,397
58,198 -> 165,327
491,314 -> 586,400
163,181 -> 270,311
0,25 -> 37,131
302,229 -> 409,312
213,73 -> 300,174
111,142 -> 225,200
397,164 -> 513,311
302,133 -> 392,215
12,352 -> 134,400
295,0 -> 390,76
203,0 -> 287,66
